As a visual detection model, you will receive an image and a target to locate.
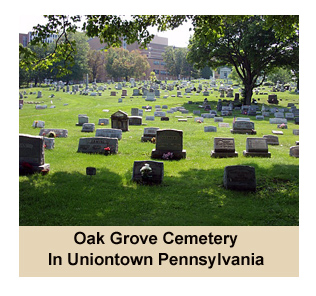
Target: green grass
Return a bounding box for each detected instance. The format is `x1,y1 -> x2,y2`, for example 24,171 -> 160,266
19,82 -> 299,226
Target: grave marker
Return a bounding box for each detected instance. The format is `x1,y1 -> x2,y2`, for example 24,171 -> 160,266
243,138 -> 271,157
77,137 -> 118,154
151,129 -> 186,160
211,137 -> 238,158
223,165 -> 256,191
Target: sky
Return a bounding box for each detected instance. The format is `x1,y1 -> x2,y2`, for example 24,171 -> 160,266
19,15 -> 193,48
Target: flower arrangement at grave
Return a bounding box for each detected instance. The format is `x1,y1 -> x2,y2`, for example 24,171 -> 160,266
47,131 -> 56,138
278,123 -> 288,129
101,122 -> 104,126
34,120 -> 38,128
162,152 -> 174,160
103,147 -> 111,155
140,163 -> 152,182
151,137 -> 156,144
196,119 -> 202,123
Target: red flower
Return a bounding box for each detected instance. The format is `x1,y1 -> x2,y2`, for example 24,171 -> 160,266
104,147 -> 110,151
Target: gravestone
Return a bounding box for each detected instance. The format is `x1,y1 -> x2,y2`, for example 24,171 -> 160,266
81,123 -> 95,133
289,146 -> 299,158
133,89 -> 140,96
146,116 -> 155,121
129,116 -> 142,125
146,91 -> 156,101
243,138 -> 271,157
293,129 -> 299,135
218,122 -> 230,128
269,118 -> 287,124
76,115 -> 89,126
19,134 -> 50,175
141,127 -> 160,142
95,128 -> 122,140
111,110 -> 129,131
211,137 -> 238,158
151,129 -> 186,160
122,89 -> 127,97
77,137 -> 118,154
39,128 -> 68,138
223,165 -> 256,191
268,94 -> 279,104
132,161 -> 164,184
204,126 -> 217,132
231,121 -> 256,134
44,137 -> 54,149
32,120 -> 45,128
214,117 -> 224,122
263,135 -> 279,145
131,108 -> 139,116
98,118 -> 109,125
154,111 -> 166,117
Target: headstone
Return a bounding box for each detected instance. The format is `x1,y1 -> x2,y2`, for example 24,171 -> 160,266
122,89 -> 127,97
204,126 -> 217,132
131,108 -> 139,116
285,113 -> 295,120
141,127 -> 160,142
263,135 -> 279,145
95,128 -> 122,140
269,118 -> 287,124
214,117 -> 224,122
289,146 -> 299,158
111,110 -> 129,131
231,121 -> 256,134
77,137 -> 118,154
293,129 -> 299,135
211,137 -> 238,158
98,118 -> 109,125
243,138 -> 271,157
132,161 -> 164,184
133,89 -> 140,96
76,115 -> 89,126
218,122 -> 230,128
44,137 -> 55,149
129,116 -> 142,125
81,123 -> 95,133
39,129 -> 68,138
19,134 -> 50,175
32,120 -> 45,128
223,165 -> 256,191
154,111 -> 166,117
146,116 -> 155,121
151,129 -> 186,160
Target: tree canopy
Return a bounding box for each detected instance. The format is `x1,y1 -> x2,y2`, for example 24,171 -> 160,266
19,14 -> 299,99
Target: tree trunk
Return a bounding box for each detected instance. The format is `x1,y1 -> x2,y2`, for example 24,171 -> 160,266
243,83 -> 253,105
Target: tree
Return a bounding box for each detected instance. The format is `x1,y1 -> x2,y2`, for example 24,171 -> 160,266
87,49 -> 106,82
104,47 -> 149,81
20,15 -> 298,98
187,15 -> 299,104
162,46 -> 194,79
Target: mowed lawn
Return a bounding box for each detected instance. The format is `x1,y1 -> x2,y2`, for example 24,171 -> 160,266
19,82 -> 299,226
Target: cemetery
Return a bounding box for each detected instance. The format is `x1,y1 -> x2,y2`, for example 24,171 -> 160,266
19,79 -> 299,226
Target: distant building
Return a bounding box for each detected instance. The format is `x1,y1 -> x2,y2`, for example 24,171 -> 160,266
19,32 -> 59,47
218,67 -> 232,79
88,35 -> 175,80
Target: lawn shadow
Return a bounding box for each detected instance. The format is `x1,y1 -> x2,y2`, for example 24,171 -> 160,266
19,162 -> 298,226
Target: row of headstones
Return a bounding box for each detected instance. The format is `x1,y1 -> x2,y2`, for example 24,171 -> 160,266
131,161 -> 257,191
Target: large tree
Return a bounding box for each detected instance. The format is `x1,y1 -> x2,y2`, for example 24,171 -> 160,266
20,15 -> 298,98
187,15 -> 299,104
